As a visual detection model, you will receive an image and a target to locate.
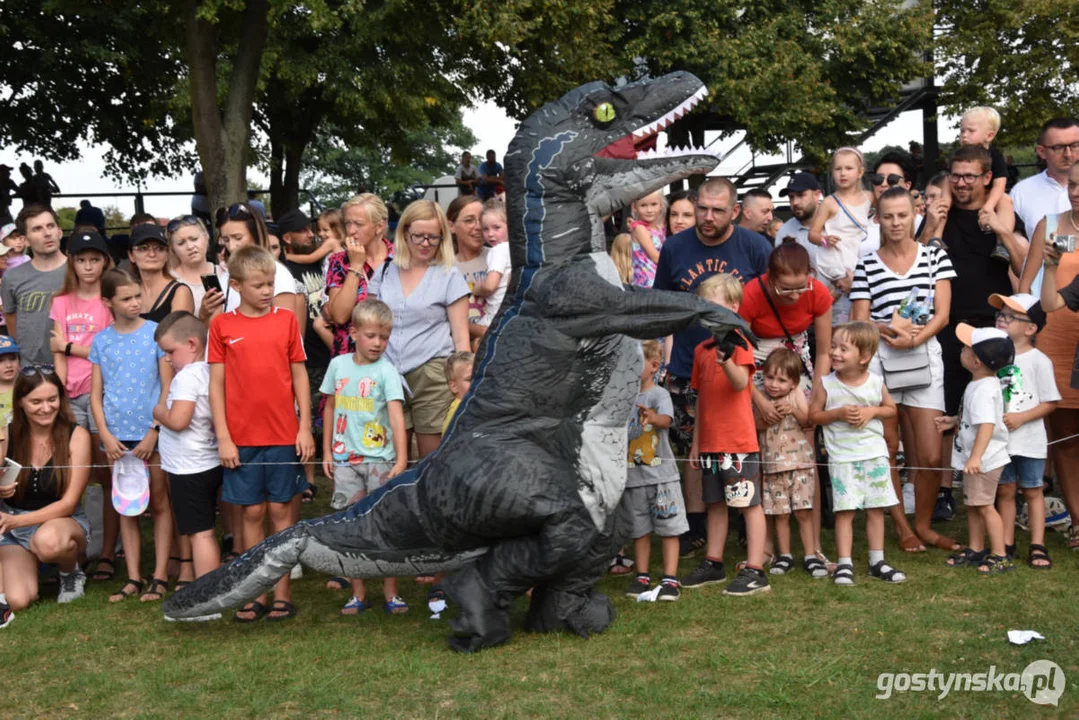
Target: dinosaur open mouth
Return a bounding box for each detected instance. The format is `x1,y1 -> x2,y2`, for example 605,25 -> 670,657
595,86 -> 712,161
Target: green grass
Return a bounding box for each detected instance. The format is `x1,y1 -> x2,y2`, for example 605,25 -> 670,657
3,492 -> 1077,719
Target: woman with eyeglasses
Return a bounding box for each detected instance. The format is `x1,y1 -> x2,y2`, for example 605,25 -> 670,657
851,187 -> 959,555
128,224 -> 195,323
167,216 -> 215,315
198,204 -> 299,325
448,196 -> 487,346
0,365 -> 93,624
739,240 -> 834,567
365,200 -> 470,460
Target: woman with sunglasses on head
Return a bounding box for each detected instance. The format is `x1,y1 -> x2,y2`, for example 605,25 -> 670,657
851,187 -> 959,555
0,365 -> 93,626
128,224 -> 195,323
738,240 -> 834,572
167,216 -> 215,315
199,204 -> 299,325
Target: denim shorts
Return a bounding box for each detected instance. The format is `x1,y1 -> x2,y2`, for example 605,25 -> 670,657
999,456 -> 1045,490
222,445 -> 305,505
0,502 -> 91,551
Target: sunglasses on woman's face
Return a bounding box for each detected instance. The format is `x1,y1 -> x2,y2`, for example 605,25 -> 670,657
167,215 -> 204,235
20,364 -> 56,377
868,173 -> 903,187
214,203 -> 253,227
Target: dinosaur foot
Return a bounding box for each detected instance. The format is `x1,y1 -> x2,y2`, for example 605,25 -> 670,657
443,565 -> 513,654
524,585 -> 615,638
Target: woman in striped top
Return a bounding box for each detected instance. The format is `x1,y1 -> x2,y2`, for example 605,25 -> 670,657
851,188 -> 959,554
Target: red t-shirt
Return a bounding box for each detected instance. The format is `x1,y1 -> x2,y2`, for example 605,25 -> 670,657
739,273 -> 832,339
208,307 -> 307,447
690,340 -> 758,453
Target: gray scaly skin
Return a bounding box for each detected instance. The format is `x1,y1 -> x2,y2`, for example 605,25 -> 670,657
164,71 -> 754,652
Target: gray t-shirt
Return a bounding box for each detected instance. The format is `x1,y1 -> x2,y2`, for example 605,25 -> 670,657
626,385 -> 680,488
0,260 -> 66,365
366,262 -> 470,374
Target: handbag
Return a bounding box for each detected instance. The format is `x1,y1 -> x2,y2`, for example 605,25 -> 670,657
879,344 -> 931,392
757,277 -> 813,378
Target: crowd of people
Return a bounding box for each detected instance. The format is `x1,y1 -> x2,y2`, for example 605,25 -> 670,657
0,109 -> 1077,628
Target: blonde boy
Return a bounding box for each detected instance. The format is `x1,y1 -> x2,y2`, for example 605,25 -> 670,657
957,106 -> 1016,255
442,351 -> 474,434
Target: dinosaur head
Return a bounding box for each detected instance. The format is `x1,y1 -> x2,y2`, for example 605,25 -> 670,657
505,72 -> 719,265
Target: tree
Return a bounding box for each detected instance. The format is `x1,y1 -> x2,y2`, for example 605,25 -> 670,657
935,0 -> 1079,145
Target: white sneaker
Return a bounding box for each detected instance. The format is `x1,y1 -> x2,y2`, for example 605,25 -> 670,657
57,569 -> 87,603
290,565 -> 303,580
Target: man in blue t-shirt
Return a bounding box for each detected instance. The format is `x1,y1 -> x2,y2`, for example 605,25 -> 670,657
476,149 -> 504,201
653,176 -> 772,554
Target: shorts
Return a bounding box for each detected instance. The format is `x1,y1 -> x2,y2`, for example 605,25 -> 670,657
331,461 -> 394,509
762,468 -> 815,515
940,318 -> 994,416
403,358 -> 454,435
830,457 -> 898,511
700,452 -> 762,508
69,394 -> 98,433
168,466 -> 223,535
0,503 -> 91,551
620,480 -> 690,538
999,456 -> 1046,490
964,467 -> 1004,506
222,445 -> 305,506
869,339 -> 946,412
664,375 -> 697,455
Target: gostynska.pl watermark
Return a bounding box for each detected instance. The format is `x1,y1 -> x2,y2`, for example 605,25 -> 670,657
876,660 -> 1064,706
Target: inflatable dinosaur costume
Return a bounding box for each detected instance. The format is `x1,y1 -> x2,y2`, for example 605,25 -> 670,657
165,71 -> 753,652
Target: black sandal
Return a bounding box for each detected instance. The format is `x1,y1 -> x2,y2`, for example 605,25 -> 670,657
234,601 -> 269,623
868,560 -> 907,583
977,553 -> 1016,575
326,576 -> 349,590
173,559 -> 194,592
803,555 -> 829,579
140,577 -> 169,602
109,578 -> 144,603
1028,544 -> 1053,570
945,548 -> 985,568
266,600 -> 298,621
833,562 -> 855,586
90,557 -> 116,582
301,485 -> 317,504
770,554 -> 794,575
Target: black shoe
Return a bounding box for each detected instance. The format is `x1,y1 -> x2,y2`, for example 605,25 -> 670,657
657,579 -> 681,602
681,559 -> 726,588
931,492 -> 955,523
0,603 -> 13,629
625,576 -> 650,598
678,533 -> 705,557
722,567 -> 771,596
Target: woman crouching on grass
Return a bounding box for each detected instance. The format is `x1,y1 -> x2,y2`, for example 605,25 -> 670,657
0,366 -> 93,628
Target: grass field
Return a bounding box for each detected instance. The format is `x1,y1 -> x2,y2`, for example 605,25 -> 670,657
2,490 -> 1077,719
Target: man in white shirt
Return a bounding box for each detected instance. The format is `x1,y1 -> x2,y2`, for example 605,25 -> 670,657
775,172 -> 821,265
454,151 -> 480,196
1011,118 -> 1079,292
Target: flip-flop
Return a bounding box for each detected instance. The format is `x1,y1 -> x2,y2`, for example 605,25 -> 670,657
266,600 -> 298,621
234,601 -> 269,623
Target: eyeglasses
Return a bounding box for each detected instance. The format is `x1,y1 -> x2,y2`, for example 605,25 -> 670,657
214,203 -> 253,227
773,279 -> 813,296
996,311 -> 1032,325
948,172 -> 986,185
20,364 -> 55,377
1042,142 -> 1079,154
868,173 -> 903,187
408,233 -> 442,246
910,192 -> 922,200
167,215 -> 204,235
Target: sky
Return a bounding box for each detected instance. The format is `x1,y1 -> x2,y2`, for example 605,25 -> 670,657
1,101 -> 965,223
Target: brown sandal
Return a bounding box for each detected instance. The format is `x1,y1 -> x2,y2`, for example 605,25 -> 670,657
899,534 -> 927,553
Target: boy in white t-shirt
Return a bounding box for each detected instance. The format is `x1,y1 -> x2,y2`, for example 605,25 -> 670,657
990,294 -> 1060,569
935,325 -> 1015,575
152,312 -> 221,582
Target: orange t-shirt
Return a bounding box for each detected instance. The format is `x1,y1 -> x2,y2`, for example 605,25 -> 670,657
208,307 -> 306,447
690,339 -> 758,453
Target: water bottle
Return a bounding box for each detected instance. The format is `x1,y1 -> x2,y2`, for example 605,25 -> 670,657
897,287 -> 920,319
913,290 -> 934,325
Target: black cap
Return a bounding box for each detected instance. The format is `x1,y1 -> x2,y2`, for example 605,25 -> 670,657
67,230 -> 110,257
779,172 -> 821,196
276,209 -> 311,235
130,223 -> 167,247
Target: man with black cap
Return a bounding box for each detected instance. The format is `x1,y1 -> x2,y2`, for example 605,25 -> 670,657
776,172 -> 822,262
2,205 -> 67,365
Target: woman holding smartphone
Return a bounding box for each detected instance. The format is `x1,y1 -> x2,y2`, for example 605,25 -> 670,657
167,215 -> 217,316
0,365 -> 92,627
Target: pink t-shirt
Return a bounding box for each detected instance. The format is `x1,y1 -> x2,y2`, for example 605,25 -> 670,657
50,294 -> 112,398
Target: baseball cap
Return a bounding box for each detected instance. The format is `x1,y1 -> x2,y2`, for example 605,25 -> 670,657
0,246 -> 11,258
66,230 -> 110,257
129,223 -> 168,247
0,336 -> 20,356
955,324 -> 1015,371
1,223 -> 15,239
779,172 -> 821,196
989,293 -> 1047,332
111,453 -> 150,517
276,209 -> 311,235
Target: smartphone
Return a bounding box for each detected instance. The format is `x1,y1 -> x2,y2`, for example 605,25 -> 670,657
201,274 -> 223,293
0,458 -> 22,487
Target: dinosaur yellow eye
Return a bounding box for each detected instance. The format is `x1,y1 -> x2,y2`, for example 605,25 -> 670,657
593,102 -> 616,124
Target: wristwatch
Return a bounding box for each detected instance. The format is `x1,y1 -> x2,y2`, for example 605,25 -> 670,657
64,342 -> 73,357
151,424 -> 161,433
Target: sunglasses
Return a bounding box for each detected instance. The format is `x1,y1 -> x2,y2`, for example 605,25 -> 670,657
214,203 -> 253,227
868,173 -> 903,187
167,215 -> 204,235
20,364 -> 55,377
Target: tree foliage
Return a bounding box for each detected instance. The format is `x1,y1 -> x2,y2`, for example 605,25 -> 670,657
935,0 -> 1079,145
